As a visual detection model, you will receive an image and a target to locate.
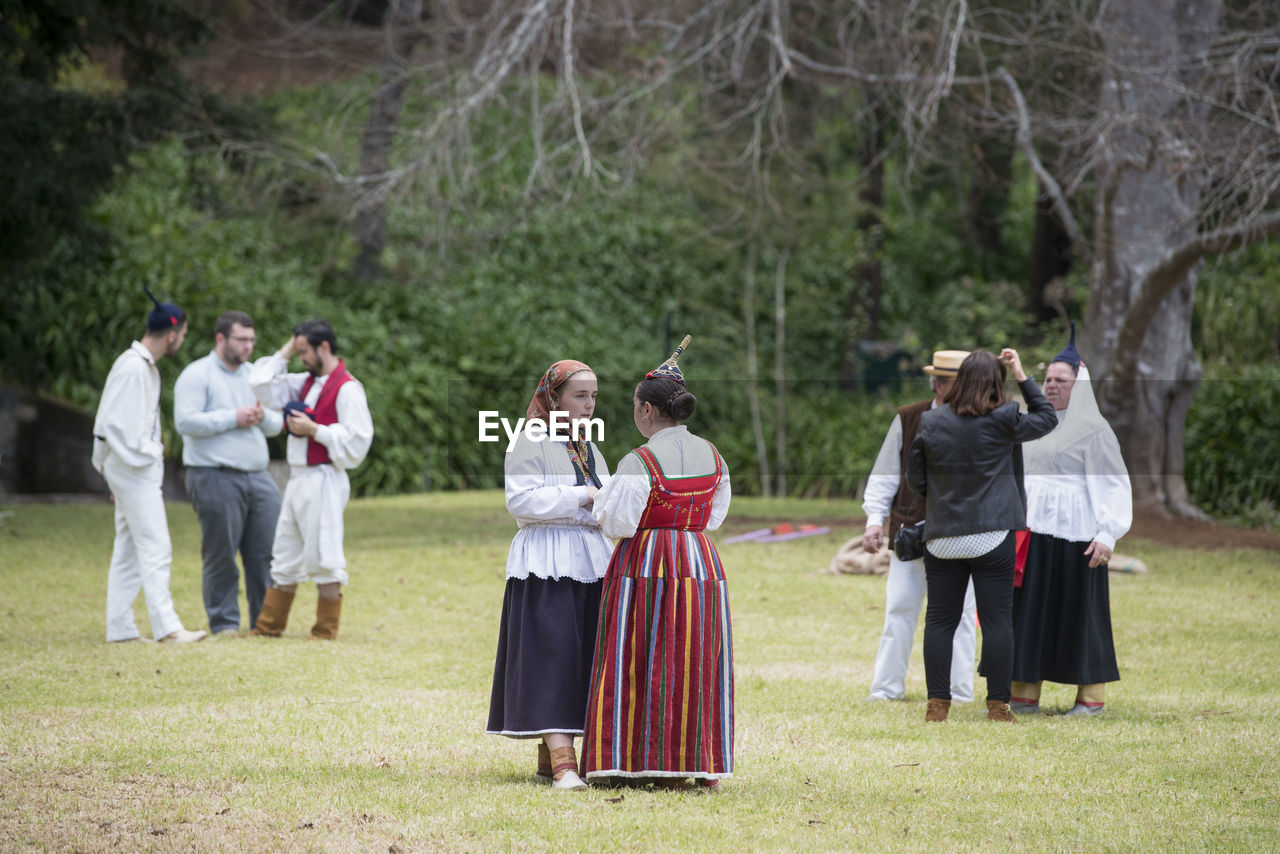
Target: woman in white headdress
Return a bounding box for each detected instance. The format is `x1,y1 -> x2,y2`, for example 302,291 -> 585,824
1009,325 -> 1132,716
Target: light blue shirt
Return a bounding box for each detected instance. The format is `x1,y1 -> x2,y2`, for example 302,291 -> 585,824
174,350 -> 283,470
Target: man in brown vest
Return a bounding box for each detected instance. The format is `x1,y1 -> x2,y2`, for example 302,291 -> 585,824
862,350 -> 977,703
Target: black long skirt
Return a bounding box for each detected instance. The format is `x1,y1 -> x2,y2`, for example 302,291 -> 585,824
1010,532 -> 1120,685
486,576 -> 602,738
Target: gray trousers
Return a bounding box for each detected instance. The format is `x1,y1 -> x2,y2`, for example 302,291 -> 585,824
186,467 -> 281,633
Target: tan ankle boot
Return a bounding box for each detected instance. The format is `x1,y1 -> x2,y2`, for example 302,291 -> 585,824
309,595 -> 342,640
549,745 -> 587,790
987,700 -> 1016,722
925,698 -> 951,722
252,588 -> 295,637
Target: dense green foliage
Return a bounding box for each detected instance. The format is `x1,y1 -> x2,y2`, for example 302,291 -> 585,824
0,0 -> 217,270
2,66 -> 1277,523
1185,363 -> 1280,528
1183,244 -> 1280,524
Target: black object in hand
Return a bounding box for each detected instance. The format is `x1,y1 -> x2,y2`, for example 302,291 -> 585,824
283,400 -> 316,435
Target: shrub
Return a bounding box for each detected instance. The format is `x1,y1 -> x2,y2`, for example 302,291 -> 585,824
1185,363 -> 1280,527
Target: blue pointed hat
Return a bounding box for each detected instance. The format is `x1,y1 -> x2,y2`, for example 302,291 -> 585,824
1053,321 -> 1082,368
646,334 -> 692,384
143,285 -> 186,332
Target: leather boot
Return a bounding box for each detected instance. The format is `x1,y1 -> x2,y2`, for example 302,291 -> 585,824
925,698 -> 951,722
309,595 -> 342,640
251,587 -> 295,637
550,745 -> 587,790
987,700 -> 1016,722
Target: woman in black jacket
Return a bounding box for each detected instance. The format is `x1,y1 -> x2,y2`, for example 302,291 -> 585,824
907,349 -> 1056,722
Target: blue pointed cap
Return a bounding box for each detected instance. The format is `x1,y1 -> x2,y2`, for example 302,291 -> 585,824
1052,321 -> 1082,368
144,285 -> 186,332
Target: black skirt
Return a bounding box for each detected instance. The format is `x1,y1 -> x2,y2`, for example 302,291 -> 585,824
1010,532 -> 1120,685
486,576 -> 603,738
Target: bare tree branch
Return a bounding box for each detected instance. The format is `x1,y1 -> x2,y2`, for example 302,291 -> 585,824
997,66 -> 1086,252
1100,207 -> 1280,410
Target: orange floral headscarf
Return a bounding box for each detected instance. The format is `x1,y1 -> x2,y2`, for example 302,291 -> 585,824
526,359 -> 593,422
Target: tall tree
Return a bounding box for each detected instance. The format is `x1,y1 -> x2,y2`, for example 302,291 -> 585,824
994,0 -> 1280,516
283,0 -> 1280,511
351,0 -> 425,280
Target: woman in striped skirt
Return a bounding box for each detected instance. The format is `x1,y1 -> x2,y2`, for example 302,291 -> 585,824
581,336 -> 734,789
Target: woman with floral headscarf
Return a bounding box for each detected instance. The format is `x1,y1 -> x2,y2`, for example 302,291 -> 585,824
486,360 -> 611,791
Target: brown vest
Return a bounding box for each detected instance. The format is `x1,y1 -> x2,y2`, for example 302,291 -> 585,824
887,398 -> 933,540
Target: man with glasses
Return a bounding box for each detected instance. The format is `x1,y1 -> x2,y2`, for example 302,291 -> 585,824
175,311 -> 283,635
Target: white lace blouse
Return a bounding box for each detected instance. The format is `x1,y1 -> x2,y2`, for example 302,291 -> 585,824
503,432 -> 614,583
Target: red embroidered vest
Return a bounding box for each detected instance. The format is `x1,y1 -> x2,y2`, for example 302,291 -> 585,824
298,361 -> 352,466
633,443 -> 724,531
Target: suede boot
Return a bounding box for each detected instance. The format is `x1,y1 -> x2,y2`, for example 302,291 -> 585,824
987,700 -> 1016,722
252,587 -> 295,637
925,698 -> 951,722
550,745 -> 587,790
309,595 -> 342,640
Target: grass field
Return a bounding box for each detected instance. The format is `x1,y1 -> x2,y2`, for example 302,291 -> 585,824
1,491 -> 1278,852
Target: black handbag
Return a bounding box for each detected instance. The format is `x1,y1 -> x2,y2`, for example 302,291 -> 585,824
893,520 -> 926,561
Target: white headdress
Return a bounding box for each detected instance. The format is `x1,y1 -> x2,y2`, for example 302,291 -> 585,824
1023,364 -> 1111,473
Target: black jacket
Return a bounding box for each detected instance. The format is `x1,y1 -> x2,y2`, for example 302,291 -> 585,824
906,377 -> 1057,540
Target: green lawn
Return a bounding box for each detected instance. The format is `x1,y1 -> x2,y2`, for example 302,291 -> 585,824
1,492 -> 1277,851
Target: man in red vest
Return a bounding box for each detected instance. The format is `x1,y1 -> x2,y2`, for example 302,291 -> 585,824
247,318 -> 374,640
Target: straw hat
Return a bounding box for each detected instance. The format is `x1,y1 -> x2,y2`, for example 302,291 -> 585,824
922,349 -> 970,377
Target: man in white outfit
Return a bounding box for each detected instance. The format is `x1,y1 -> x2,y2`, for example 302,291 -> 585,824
863,350 -> 976,702
248,318 -> 374,640
91,290 -> 207,644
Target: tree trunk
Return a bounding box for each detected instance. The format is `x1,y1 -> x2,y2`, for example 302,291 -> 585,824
841,102 -> 885,390
966,135 -> 1013,275
352,0 -> 424,281
774,250 -> 789,498
743,242 -> 772,497
1084,0 -> 1221,519
1027,194 -> 1073,323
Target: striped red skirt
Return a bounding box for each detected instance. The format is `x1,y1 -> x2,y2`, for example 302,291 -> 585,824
580,527 -> 734,780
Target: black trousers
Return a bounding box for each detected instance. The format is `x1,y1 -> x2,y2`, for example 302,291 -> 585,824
923,533 -> 1015,702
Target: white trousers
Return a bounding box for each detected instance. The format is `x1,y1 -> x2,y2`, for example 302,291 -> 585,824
869,551 -> 977,702
270,465 -> 351,587
103,455 -> 184,641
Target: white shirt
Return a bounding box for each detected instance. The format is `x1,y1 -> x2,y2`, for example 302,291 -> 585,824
1022,366 -> 1132,549
592,425 -> 732,540
174,350 -> 283,470
503,433 -> 614,583
248,352 -> 374,470
861,402 -> 938,529
92,341 -> 164,471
